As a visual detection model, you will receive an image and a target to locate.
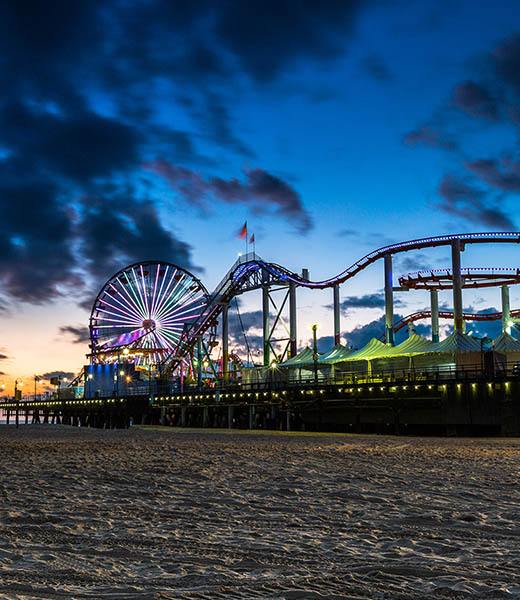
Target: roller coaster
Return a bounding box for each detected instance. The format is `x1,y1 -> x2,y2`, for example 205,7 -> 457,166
86,232 -> 520,383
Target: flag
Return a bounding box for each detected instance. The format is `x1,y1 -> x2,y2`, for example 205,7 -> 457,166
237,221 -> 247,239
249,233 -> 255,244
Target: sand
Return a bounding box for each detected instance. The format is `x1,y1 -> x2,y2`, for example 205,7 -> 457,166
0,426 -> 519,599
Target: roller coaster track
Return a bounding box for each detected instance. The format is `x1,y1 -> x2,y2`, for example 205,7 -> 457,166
399,267 -> 520,290
379,308 -> 520,342
167,232 -> 520,366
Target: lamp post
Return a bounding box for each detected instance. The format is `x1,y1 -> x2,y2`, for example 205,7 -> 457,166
14,378 -> 23,428
312,324 -> 319,384
117,347 -> 130,398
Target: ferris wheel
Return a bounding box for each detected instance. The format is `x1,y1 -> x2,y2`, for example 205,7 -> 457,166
89,261 -> 208,366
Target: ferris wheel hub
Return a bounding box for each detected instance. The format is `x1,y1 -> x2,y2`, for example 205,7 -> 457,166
142,319 -> 156,330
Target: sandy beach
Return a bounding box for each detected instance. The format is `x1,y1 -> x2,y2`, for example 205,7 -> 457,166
0,426 -> 519,599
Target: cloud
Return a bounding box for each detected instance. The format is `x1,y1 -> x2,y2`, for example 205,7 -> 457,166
335,293 -> 404,315
397,253 -> 433,273
197,94 -> 255,157
452,81 -> 500,121
78,195 -> 194,283
59,326 -> 90,344
0,102 -> 142,184
317,335 -> 335,352
146,160 -> 312,231
1,0 -> 373,307
40,371 -> 76,382
213,0 -> 367,82
437,174 -> 516,230
403,126 -> 456,150
343,314 -> 431,349
493,33 -> 520,94
406,32 -> 520,229
360,54 -> 393,82
465,159 -> 520,192
0,353 -> 9,360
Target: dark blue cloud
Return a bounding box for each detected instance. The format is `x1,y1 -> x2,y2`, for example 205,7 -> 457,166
437,175 -> 516,230
1,0 -> 372,305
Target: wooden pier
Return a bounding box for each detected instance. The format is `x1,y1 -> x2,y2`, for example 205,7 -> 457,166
2,376 -> 520,436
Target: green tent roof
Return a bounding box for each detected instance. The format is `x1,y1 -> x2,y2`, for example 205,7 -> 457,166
433,330 -> 481,352
343,338 -> 391,361
493,332 -> 520,351
320,344 -> 353,363
279,347 -> 315,366
385,333 -> 437,357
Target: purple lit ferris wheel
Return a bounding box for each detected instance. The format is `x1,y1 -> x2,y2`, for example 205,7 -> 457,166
89,261 -> 208,366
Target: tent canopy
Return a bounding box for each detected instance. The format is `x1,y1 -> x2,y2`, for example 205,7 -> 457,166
493,332 -> 520,352
385,333 -> 437,357
320,344 -> 353,363
279,347 -> 315,366
342,338 -> 390,361
433,330 -> 481,353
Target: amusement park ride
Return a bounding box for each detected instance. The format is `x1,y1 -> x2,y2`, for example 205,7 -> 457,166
80,232 -> 520,391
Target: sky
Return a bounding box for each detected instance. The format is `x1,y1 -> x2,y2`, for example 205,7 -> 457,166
2,0 -> 520,390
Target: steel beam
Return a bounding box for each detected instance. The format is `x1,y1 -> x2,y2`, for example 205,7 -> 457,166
289,282 -> 297,358
222,303 -> 229,380
384,254 -> 394,345
451,239 -> 463,332
196,335 -> 202,389
502,284 -> 511,333
263,284 -> 270,366
430,288 -> 439,343
333,283 -> 341,345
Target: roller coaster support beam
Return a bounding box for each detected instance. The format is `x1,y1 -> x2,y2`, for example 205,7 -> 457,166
333,283 -> 341,346
289,282 -> 297,358
451,239 -> 464,332
263,283 -> 270,366
384,254 -> 394,345
430,289 -> 439,343
222,303 -> 229,381
502,285 -> 511,333
196,335 -> 202,389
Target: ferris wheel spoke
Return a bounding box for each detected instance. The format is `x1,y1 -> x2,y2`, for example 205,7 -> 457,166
98,296 -> 145,322
154,329 -> 177,350
159,308 -> 203,328
152,269 -> 186,319
157,295 -> 203,322
139,264 -> 151,317
149,263 -> 163,317
152,265 -> 174,317
130,267 -> 149,318
157,332 -> 181,348
107,283 -> 147,321
94,323 -> 143,329
95,308 -> 143,325
94,318 -> 143,330
118,274 -> 148,320
155,286 -> 201,321
124,270 -> 148,318
154,272 -> 195,319
158,324 -> 183,338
